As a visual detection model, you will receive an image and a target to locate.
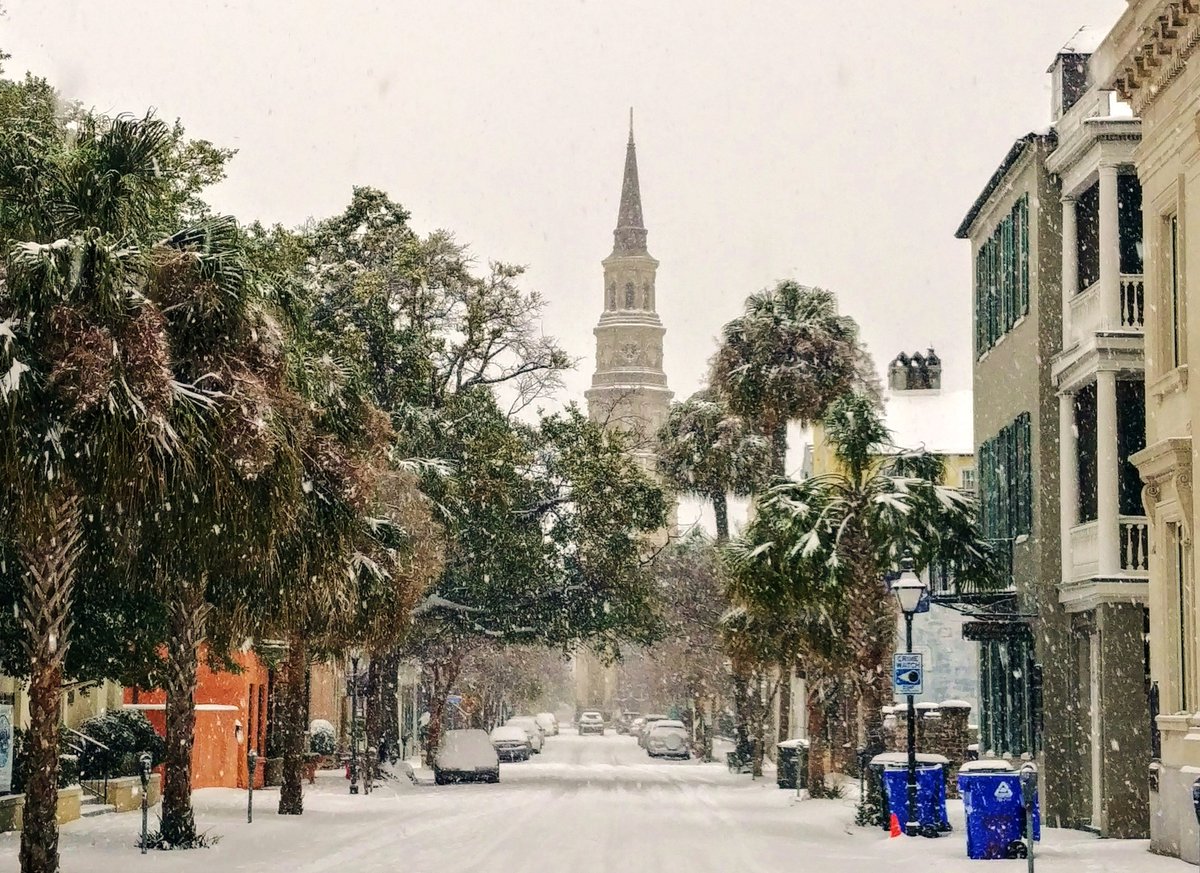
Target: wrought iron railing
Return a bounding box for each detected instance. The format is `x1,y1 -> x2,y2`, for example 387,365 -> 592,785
928,538 -> 1014,604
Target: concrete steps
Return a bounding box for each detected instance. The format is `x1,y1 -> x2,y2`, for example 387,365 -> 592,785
79,799 -> 117,818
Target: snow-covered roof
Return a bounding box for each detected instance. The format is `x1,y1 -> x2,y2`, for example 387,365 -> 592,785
1059,24 -> 1105,56
881,388 -> 973,457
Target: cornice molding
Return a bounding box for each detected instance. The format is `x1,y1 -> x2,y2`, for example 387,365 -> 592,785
1112,1 -> 1200,114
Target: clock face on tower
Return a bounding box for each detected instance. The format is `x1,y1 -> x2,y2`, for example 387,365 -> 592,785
619,342 -> 640,364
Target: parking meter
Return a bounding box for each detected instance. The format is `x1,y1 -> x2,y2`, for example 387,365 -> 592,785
247,748 -> 258,824
138,752 -> 152,854
1019,763 -> 1038,872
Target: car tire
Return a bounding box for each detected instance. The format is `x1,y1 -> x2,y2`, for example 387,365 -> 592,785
489,771 -> 500,784
435,772 -> 447,786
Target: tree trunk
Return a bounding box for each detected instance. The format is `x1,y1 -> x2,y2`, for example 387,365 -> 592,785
731,663 -> 752,763
377,649 -> 401,761
277,633 -> 308,816
422,652 -> 463,765
18,496 -> 81,873
806,688 -> 828,792
777,663 -> 791,739
771,421 -> 788,477
160,591 -> 209,848
712,492 -> 730,543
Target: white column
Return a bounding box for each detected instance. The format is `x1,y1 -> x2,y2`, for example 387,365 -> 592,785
1062,197 -> 1078,345
1098,164 -> 1122,329
1060,393 -> 1079,584
1096,370 -> 1120,576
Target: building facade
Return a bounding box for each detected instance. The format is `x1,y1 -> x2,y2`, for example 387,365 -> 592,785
956,130 -> 1071,824
576,118 -> 674,712
1047,33 -> 1151,838
1104,0 -> 1200,859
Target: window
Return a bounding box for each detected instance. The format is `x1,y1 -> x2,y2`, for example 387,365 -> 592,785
1167,213 -> 1185,368
980,636 -> 1035,756
975,194 -> 1030,356
624,282 -> 635,309
1170,522 -> 1192,711
978,412 -> 1032,541
961,468 -> 976,492
607,283 -> 616,310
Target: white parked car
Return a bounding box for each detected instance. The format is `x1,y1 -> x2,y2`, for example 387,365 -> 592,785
490,725 -> 532,762
578,710 -> 605,736
434,729 -> 500,784
535,712 -> 559,736
506,716 -> 545,753
645,719 -> 690,759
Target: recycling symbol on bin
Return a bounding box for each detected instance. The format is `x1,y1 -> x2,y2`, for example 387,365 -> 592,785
994,782 -> 1013,801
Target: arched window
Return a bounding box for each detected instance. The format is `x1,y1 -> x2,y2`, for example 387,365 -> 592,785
643,282 -> 652,310
624,282 -> 636,309
607,283 -> 616,310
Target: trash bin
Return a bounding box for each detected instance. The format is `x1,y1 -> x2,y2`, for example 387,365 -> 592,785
881,764 -> 951,836
869,753 -> 951,830
957,761 -> 1041,860
775,739 -> 808,790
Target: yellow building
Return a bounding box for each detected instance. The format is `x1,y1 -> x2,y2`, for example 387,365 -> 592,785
1102,0 -> 1200,860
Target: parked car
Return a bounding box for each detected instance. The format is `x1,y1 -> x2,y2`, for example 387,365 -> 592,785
434,729 -> 500,784
490,726 -> 532,762
578,710 -> 605,735
535,712 -> 559,736
615,711 -> 639,734
645,719 -> 690,759
506,716 -> 545,753
628,716 -> 646,738
638,714 -> 668,748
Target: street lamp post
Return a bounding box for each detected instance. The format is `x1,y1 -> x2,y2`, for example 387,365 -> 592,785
892,569 -> 927,839
349,646 -> 362,795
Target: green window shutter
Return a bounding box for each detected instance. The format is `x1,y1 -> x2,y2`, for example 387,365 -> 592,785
1019,196 -> 1030,317
976,249 -> 986,356
1020,413 -> 1032,534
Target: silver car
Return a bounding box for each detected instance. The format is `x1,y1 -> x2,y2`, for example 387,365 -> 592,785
645,720 -> 690,759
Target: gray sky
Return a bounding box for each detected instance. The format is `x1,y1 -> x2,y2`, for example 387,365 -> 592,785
2,0 -> 1126,410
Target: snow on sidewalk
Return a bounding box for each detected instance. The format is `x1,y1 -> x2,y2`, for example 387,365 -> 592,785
0,762 -> 1188,872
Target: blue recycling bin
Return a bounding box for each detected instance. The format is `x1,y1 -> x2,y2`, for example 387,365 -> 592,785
881,764 -> 951,835
957,767 -> 1041,860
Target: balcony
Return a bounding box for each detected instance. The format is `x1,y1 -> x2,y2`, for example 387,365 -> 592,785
929,538 -> 1015,605
1067,515 -> 1149,581
1067,275 -> 1145,347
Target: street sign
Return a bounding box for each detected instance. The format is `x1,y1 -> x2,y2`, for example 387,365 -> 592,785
893,652 -> 924,696
447,694 -> 463,706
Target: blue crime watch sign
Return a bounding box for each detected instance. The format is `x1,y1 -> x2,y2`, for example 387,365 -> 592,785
447,694 -> 463,706
893,653 -> 924,696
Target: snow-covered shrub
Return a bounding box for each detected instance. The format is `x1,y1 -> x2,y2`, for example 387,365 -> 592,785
309,719 -> 336,756
74,709 -> 164,778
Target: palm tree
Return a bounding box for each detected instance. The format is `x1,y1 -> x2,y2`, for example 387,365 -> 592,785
712,281 -> 865,476
0,112 -> 181,873
141,216 -> 307,847
656,390 -> 772,541
726,392 -> 998,770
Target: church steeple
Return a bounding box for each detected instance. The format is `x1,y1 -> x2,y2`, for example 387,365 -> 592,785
613,108 -> 648,256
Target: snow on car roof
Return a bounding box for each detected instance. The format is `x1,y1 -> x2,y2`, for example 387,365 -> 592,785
651,720 -> 685,729
490,726 -> 528,741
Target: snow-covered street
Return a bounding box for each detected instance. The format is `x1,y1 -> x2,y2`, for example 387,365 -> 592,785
0,730 -> 1188,873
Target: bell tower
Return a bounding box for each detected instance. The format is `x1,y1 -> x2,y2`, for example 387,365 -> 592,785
585,112 -> 673,462
577,114 -> 674,716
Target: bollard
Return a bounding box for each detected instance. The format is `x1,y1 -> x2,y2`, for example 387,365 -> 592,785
1019,763 -> 1038,872
247,748 -> 258,824
138,752 -> 152,854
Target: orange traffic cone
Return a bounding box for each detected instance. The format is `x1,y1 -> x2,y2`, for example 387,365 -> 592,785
889,813 -> 903,838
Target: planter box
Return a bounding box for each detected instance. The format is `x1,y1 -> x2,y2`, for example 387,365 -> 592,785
56,786 -> 82,825
80,774 -> 161,813
0,786 -> 85,833
263,757 -> 283,787
0,795 -> 23,833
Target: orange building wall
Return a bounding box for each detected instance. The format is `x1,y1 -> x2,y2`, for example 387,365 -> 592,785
125,648 -> 270,790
